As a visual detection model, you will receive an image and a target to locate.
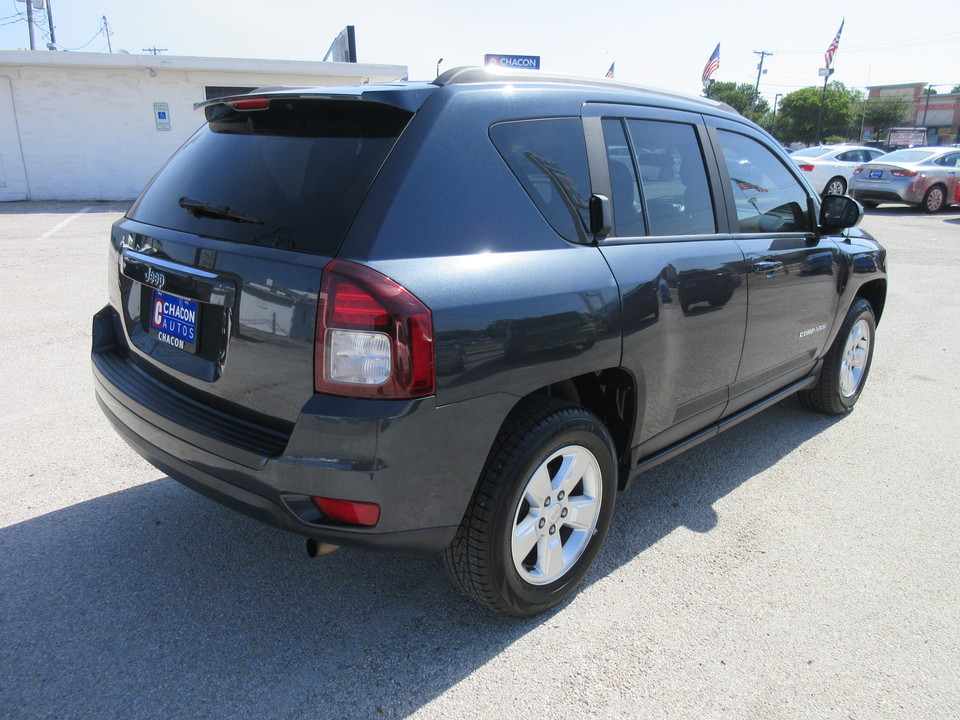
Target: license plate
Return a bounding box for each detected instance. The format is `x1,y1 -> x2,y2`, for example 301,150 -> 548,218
149,290 -> 199,354
869,170 -> 883,179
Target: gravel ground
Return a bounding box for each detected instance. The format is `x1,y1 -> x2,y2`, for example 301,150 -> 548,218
1,201 -> 958,719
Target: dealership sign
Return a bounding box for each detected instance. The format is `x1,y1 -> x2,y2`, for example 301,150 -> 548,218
484,54 -> 541,70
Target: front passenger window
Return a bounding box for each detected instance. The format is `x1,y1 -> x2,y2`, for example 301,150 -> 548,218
717,130 -> 812,233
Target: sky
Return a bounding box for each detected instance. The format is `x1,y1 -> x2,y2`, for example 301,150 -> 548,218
2,0 -> 959,107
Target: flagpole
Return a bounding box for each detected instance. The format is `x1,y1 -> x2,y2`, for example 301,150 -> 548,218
814,70 -> 833,144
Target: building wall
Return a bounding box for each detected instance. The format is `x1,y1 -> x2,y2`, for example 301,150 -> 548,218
866,83 -> 960,145
0,51 -> 406,201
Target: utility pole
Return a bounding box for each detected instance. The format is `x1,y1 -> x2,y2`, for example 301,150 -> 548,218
142,47 -> 168,56
102,16 -> 113,53
750,51 -> 773,120
45,0 -> 56,49
26,0 -> 36,50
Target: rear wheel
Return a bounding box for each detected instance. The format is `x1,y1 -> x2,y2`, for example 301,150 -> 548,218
922,185 -> 946,213
823,176 -> 847,196
799,298 -> 875,415
443,397 -> 617,617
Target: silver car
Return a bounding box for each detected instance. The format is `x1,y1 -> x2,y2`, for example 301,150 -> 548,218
790,144 -> 886,196
850,146 -> 960,213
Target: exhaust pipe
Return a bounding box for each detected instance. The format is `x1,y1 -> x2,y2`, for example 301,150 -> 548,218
306,538 -> 340,557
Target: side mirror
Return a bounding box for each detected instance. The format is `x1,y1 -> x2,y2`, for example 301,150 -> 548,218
819,195 -> 863,231
589,194 -> 611,239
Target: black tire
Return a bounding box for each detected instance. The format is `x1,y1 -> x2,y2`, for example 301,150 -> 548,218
921,185 -> 946,214
822,176 -> 847,196
443,397 -> 617,617
799,298 -> 876,415
861,200 -> 879,209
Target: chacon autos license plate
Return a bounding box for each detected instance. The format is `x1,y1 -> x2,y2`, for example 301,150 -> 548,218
869,170 -> 883,179
149,290 -> 199,354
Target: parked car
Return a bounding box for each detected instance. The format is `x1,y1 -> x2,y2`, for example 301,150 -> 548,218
850,146 -> 960,212
92,67 -> 887,617
790,145 -> 887,196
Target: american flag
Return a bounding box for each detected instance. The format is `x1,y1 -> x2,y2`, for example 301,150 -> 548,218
605,62 -> 615,79
702,44 -> 720,84
824,19 -> 844,69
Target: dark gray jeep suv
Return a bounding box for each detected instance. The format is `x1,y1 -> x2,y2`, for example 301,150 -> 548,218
92,67 -> 886,617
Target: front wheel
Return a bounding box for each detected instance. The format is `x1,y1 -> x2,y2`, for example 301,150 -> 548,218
799,298 -> 876,415
443,398 -> 617,617
922,185 -> 946,213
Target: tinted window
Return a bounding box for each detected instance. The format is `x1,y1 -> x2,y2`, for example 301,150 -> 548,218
128,99 -> 412,256
836,150 -> 861,162
717,130 -> 812,233
626,119 -> 715,235
490,118 -> 591,242
602,119 -> 646,236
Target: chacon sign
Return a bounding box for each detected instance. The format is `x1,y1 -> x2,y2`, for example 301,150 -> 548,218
484,54 -> 541,70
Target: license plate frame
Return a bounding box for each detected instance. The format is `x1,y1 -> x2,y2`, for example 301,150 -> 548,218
868,169 -> 883,179
149,290 -> 200,354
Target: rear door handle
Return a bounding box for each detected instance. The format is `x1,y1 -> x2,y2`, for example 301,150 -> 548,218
754,260 -> 783,275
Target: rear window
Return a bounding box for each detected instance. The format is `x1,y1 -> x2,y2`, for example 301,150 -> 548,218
879,149 -> 935,163
128,99 -> 413,256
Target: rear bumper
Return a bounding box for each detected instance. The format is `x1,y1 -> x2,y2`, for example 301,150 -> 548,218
850,184 -> 921,205
92,305 -> 513,553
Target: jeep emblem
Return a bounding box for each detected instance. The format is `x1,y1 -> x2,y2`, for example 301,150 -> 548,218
145,267 -> 166,289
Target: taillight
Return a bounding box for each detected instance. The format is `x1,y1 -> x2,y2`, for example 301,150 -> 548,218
798,164 -> 815,172
315,259 -> 434,399
890,169 -> 918,177
853,168 -> 864,175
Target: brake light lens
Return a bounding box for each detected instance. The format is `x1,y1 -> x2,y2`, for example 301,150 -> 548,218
853,168 -> 864,174
798,164 -> 815,172
312,497 -> 381,526
890,169 -> 918,177
228,97 -> 271,110
315,260 -> 434,399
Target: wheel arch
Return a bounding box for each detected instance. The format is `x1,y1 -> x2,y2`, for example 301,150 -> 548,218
856,278 -> 887,325
515,366 -> 639,489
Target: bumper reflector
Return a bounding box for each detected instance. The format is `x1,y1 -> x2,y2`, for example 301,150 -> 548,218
312,497 -> 381,526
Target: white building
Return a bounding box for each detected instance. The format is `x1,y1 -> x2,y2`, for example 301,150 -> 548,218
0,50 -> 407,201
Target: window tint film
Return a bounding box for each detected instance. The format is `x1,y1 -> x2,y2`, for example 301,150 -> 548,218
490,118 -> 591,242
128,99 -> 413,256
626,119 -> 716,235
602,118 -> 646,237
717,130 -> 812,233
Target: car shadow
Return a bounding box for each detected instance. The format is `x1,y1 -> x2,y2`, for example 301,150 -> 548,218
0,398 -> 841,719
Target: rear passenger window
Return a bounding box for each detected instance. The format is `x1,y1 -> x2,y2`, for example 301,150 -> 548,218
490,118 -> 592,242
717,130 -> 812,234
602,117 -> 716,237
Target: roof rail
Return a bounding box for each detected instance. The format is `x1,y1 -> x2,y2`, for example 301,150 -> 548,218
432,65 -> 731,112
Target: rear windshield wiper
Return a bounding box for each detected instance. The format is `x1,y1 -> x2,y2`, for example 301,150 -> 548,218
178,197 -> 263,225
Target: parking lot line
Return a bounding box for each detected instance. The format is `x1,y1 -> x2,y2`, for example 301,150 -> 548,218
38,206 -> 94,241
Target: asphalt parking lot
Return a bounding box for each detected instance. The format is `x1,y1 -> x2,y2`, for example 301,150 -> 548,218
1,200 -> 959,719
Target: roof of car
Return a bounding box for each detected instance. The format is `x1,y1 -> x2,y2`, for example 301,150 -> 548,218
196,65 -> 739,118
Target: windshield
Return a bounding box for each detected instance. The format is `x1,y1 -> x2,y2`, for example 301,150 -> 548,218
879,149 -> 936,164
128,99 -> 413,256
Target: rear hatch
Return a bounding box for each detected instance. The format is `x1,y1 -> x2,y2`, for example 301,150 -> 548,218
106,87 -> 428,431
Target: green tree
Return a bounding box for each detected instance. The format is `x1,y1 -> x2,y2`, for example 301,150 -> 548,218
777,82 -> 858,144
862,96 -> 911,136
706,81 -> 769,120
952,84 -> 960,94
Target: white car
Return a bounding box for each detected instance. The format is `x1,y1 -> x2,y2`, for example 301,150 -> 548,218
790,145 -> 887,197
